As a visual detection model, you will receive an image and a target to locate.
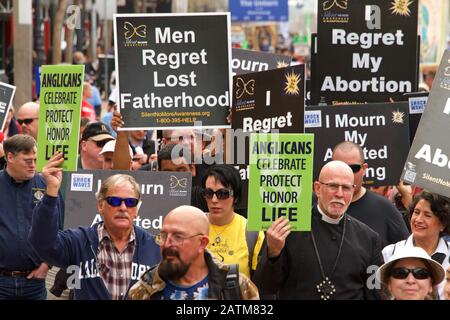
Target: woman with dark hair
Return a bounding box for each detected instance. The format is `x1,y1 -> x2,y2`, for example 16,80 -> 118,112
382,190 -> 450,299
202,164 -> 264,278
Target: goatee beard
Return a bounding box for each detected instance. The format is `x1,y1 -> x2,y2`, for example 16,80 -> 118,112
159,247 -> 190,281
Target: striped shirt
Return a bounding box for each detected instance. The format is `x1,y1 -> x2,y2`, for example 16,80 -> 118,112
97,224 -> 136,300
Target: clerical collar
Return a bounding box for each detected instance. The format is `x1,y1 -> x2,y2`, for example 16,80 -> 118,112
317,205 -> 344,224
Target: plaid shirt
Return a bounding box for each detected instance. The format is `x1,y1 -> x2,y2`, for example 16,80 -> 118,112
97,224 -> 136,300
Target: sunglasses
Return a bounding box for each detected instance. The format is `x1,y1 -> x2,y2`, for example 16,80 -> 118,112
348,164 -> 363,173
390,267 -> 431,280
203,188 -> 234,200
17,117 -> 38,125
105,196 -> 139,208
90,139 -> 109,148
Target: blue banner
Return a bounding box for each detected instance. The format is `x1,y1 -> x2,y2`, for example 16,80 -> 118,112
230,0 -> 288,22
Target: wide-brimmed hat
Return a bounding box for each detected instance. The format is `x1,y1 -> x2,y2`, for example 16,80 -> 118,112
376,246 -> 445,285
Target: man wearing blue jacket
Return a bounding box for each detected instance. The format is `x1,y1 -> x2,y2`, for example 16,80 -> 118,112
0,134 -> 64,299
29,152 -> 161,299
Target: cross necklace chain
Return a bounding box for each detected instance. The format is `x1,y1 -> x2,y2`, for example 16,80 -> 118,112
310,215 -> 347,300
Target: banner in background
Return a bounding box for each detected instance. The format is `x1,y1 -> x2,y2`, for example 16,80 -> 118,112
64,170 -> 192,235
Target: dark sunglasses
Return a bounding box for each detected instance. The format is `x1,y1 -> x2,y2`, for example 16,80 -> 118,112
105,196 -> 139,208
390,267 -> 430,280
348,164 -> 363,173
17,117 -> 38,125
203,188 -> 234,200
91,139 -> 109,148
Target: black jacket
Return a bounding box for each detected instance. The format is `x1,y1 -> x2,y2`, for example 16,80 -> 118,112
254,206 -> 383,300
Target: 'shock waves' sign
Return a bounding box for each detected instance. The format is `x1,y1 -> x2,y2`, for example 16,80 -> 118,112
312,0 -> 418,105
401,51 -> 450,196
114,13 -> 231,129
305,102 -> 410,186
64,170 -> 191,235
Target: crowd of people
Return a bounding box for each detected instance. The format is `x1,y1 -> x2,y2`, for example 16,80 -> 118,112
0,48 -> 449,301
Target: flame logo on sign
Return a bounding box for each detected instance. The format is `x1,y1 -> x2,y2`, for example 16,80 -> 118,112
390,0 -> 412,16
323,0 -> 348,11
284,70 -> 301,95
124,22 -> 147,39
170,176 -> 188,189
235,78 -> 255,99
392,110 -> 405,124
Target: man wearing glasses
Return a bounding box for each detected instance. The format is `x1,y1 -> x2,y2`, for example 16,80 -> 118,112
78,122 -> 114,170
332,141 -> 409,246
28,156 -> 161,299
128,205 -> 259,300
17,102 -> 40,140
254,160 -> 383,300
0,134 -> 64,299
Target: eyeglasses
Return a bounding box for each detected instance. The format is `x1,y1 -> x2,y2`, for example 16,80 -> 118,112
318,181 -> 355,194
203,188 -> 234,200
90,139 -> 109,148
157,232 -> 204,246
390,267 -> 431,280
348,164 -> 363,173
105,196 -> 139,208
17,117 -> 38,125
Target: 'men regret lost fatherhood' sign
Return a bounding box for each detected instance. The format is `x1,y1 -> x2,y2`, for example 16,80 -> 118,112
114,13 -> 231,129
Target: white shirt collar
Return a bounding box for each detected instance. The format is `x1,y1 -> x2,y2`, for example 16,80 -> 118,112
317,205 -> 344,225
406,234 -> 449,255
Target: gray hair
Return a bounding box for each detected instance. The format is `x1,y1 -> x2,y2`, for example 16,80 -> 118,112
96,174 -> 140,201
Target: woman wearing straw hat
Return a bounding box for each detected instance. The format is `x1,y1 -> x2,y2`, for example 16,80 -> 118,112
382,191 -> 450,299
377,246 -> 445,300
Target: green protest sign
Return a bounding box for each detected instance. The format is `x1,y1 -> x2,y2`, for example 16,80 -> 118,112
37,65 -> 84,171
248,133 -> 314,231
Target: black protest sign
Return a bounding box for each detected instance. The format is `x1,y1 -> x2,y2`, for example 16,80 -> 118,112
305,102 -> 410,186
312,0 -> 418,105
0,82 -> 16,132
401,51 -> 450,196
231,48 -> 291,76
230,65 -> 305,209
114,13 -> 231,129
64,170 -> 191,235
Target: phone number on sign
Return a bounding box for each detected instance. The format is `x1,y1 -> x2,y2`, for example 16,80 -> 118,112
156,117 -> 197,124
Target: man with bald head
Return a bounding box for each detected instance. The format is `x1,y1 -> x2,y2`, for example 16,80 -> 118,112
128,205 -> 259,300
17,102 -> 39,139
254,161 -> 383,300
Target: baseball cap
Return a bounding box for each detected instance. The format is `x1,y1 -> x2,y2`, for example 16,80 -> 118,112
82,122 -> 114,142
100,140 -> 133,158
376,246 -> 445,285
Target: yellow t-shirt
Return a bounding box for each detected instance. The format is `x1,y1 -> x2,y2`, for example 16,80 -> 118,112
207,213 -> 264,278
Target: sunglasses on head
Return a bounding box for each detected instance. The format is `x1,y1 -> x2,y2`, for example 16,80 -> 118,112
105,196 -> 139,208
17,117 -> 38,125
390,267 -> 431,280
348,164 -> 363,173
203,188 -> 234,200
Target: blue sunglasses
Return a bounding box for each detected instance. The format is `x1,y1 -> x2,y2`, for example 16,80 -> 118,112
105,196 -> 139,208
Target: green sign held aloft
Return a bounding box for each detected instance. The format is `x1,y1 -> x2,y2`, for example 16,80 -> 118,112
37,64 -> 85,172
248,133 -> 314,231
